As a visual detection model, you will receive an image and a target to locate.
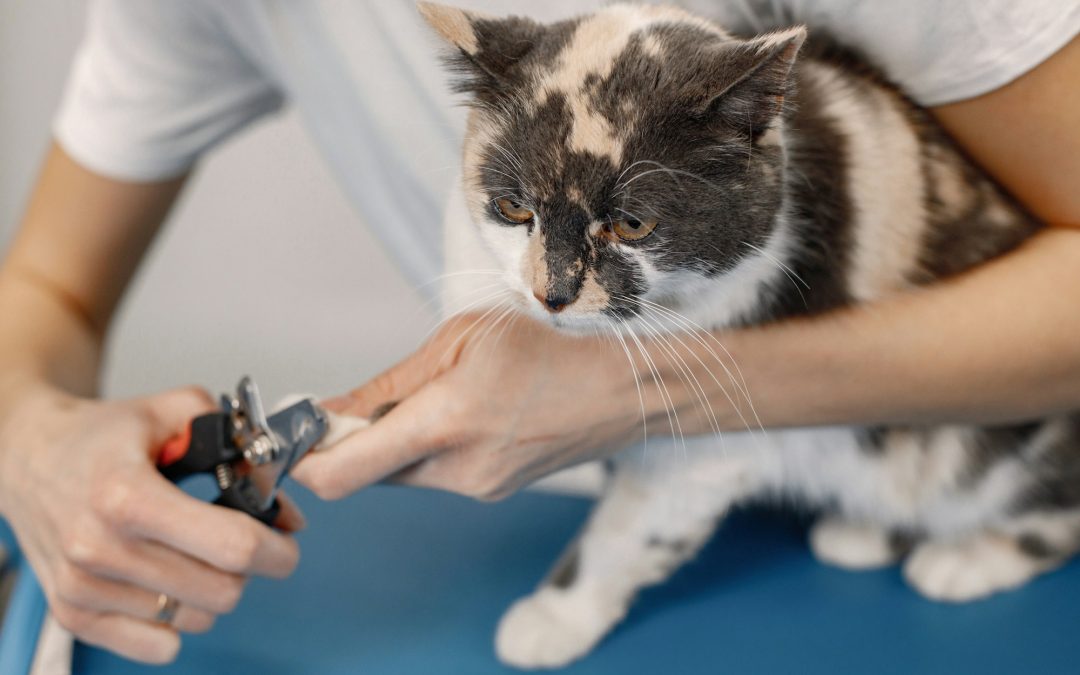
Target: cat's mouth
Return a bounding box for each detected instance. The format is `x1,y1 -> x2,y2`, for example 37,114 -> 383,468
525,301 -> 631,337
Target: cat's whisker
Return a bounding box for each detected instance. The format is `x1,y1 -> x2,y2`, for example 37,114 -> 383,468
623,295 -> 770,443
431,297 -> 516,372
631,308 -> 725,439
472,304 -> 521,381
629,309 -> 727,457
407,278 -> 504,328
487,140 -> 527,174
421,287 -> 514,345
614,294 -> 750,442
625,325 -> 686,463
742,240 -> 811,290
417,268 -> 504,289
488,308 -> 523,359
479,166 -> 524,184
412,275 -> 503,317
617,164 -> 722,194
613,206 -> 648,224
605,318 -> 650,460
615,160 -> 679,188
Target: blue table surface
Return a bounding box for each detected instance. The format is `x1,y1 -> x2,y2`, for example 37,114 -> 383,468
6,486 -> 1080,674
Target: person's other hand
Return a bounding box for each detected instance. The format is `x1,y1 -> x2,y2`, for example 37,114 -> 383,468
294,312 -> 657,501
0,385 -> 304,664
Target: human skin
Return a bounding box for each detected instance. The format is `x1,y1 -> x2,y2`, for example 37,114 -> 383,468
292,36 -> 1080,501
0,33 -> 1076,663
0,154 -> 304,663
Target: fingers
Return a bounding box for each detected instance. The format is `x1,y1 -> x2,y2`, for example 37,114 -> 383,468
273,491 -> 307,533
323,320 -> 466,418
61,515 -> 248,614
52,564 -> 216,633
49,604 -> 182,665
139,483 -> 300,579
136,385 -> 216,447
92,469 -> 300,579
385,450 -> 520,502
293,385 -> 456,499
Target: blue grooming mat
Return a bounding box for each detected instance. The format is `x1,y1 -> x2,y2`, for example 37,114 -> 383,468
3,487 -> 1079,674
1,520 -> 49,675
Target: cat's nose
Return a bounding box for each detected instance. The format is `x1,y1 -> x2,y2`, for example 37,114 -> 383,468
534,290 -> 570,313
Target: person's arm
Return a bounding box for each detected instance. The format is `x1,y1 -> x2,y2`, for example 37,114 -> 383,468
293,37 -> 1080,501
0,145 -> 301,663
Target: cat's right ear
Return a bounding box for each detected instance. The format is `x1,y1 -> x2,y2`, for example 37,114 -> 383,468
700,27 -> 807,141
418,2 -> 545,97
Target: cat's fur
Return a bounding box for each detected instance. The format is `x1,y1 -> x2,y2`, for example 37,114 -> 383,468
420,2 -> 1080,669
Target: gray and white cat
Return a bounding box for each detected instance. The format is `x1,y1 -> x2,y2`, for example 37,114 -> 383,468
420,2 -> 1080,669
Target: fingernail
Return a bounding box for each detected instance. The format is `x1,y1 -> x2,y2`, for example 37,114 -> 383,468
293,511 -> 309,532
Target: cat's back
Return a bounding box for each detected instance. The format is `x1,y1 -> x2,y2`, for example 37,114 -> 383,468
775,36 -> 1041,314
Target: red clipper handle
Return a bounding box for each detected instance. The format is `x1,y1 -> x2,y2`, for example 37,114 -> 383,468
159,423 -> 193,468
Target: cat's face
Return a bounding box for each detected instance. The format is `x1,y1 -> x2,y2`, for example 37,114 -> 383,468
422,3 -> 804,331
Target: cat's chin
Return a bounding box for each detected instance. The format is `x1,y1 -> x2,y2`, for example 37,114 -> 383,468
538,311 -> 616,337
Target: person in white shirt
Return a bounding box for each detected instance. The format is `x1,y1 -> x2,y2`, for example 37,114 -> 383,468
0,0 -> 1077,664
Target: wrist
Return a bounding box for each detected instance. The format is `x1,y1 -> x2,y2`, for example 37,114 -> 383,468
631,325 -> 781,436
0,376 -> 70,514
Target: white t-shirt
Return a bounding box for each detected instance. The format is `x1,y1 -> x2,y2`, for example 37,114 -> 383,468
55,0 -> 1080,288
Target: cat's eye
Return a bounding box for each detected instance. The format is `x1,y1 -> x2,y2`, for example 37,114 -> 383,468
493,197 -> 535,224
609,217 -> 658,242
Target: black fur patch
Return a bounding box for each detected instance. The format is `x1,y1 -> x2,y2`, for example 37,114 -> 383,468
747,64 -> 854,322
547,542 -> 581,590
1013,415 -> 1080,513
1017,533 -> 1062,560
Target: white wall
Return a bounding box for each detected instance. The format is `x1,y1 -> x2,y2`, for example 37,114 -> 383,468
0,1 -> 433,404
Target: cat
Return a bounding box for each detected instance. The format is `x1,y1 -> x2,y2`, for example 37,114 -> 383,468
419,2 -> 1080,669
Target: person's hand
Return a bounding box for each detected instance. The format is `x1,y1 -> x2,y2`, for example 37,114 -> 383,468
0,384 -> 304,664
293,312 -> 657,501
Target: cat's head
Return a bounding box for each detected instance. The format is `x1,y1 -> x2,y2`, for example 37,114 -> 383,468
421,2 -> 804,331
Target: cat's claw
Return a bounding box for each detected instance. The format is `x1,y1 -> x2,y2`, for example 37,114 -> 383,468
495,588 -> 619,670
809,517 -> 901,570
903,535 -> 1052,602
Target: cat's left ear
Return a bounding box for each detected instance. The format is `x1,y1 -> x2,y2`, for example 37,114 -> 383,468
418,2 -> 546,97
703,27 -> 807,140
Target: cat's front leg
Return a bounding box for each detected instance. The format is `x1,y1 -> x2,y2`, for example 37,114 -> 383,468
496,445 -> 756,669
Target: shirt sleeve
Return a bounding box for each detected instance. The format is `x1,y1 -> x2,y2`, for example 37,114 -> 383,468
832,0 -> 1080,106
54,0 -> 284,182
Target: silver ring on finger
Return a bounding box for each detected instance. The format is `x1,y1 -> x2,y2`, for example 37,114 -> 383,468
154,593 -> 180,626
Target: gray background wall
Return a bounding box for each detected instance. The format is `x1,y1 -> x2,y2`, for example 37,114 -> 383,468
0,1 -> 433,404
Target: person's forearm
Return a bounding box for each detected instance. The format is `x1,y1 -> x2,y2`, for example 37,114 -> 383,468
648,227 -> 1080,433
0,269 -> 104,407
0,143 -> 186,413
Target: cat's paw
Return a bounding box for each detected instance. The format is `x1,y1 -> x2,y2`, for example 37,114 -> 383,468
903,535 -> 1050,602
495,587 -> 619,670
809,517 -> 901,570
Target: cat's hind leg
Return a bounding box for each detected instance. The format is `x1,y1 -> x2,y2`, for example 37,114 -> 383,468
496,449 -> 756,669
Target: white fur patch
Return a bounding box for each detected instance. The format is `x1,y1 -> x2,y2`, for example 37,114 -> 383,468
496,586 -> 618,669
904,535 -> 1053,602
809,517 -> 900,570
319,410 -> 372,448
804,62 -> 927,301
567,95 -> 623,163
636,212 -> 799,332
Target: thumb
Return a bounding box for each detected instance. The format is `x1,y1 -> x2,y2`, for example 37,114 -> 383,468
136,385 -> 218,447
324,321 -> 467,417
294,384 -> 448,500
